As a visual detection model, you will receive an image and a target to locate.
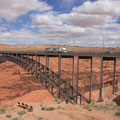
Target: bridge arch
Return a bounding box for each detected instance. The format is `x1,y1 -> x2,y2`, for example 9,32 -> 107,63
0,53 -> 90,104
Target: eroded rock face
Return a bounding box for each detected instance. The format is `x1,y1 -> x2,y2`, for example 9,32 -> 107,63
0,61 -> 46,102
113,95 -> 120,105
12,69 -> 20,75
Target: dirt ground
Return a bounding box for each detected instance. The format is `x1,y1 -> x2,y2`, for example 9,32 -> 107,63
0,100 -> 120,120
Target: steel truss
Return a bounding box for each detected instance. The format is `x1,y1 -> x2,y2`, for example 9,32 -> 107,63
1,53 -> 90,104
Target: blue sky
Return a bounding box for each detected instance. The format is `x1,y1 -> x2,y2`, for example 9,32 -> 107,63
0,0 -> 120,47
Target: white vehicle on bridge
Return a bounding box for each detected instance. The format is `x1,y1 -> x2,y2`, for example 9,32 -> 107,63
104,51 -> 113,54
45,47 -> 67,53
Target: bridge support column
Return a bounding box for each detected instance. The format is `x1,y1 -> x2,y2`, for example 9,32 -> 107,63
32,55 -> 34,60
27,54 -> 29,63
35,54 -> 37,66
38,56 -> 40,69
58,55 -> 61,99
89,57 -> 93,102
99,57 -> 103,101
26,54 -> 29,71
76,56 -> 79,103
20,53 -> 23,67
45,55 -> 48,86
72,56 -> 75,97
35,54 -> 38,77
47,57 -> 49,68
113,58 -> 116,94
21,53 -> 22,59
39,56 -> 40,62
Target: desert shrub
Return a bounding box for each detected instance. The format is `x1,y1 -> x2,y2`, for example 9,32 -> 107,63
41,106 -> 55,111
53,98 -> 61,104
10,107 -> 15,111
28,107 -> 33,112
0,107 -> 6,114
103,104 -> 119,110
84,103 -> 120,111
97,99 -> 104,102
37,118 -> 43,120
95,103 -> 120,111
84,103 -> 94,111
47,106 -> 55,111
11,117 -> 19,120
18,111 -> 26,116
6,114 -> 12,118
115,111 -> 120,116
57,106 -> 63,109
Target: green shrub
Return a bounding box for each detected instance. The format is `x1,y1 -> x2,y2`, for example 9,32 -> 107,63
115,111 -> 120,116
53,98 -> 61,104
18,111 -> 26,116
47,106 -> 55,111
41,106 -> 55,111
103,104 -> 119,110
37,118 -> 43,120
0,107 -> 6,114
57,106 -> 63,109
6,114 -> 12,118
84,103 -> 94,110
88,108 -> 92,111
84,103 -> 120,111
28,107 -> 33,112
97,99 -> 104,102
11,117 -> 19,120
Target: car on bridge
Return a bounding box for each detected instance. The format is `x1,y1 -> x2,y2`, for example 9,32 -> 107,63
45,48 -> 67,53
104,51 -> 113,54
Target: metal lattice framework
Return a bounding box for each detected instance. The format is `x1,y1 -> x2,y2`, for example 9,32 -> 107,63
0,53 -> 90,104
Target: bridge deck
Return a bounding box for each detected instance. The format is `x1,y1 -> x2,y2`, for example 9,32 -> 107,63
0,51 -> 120,58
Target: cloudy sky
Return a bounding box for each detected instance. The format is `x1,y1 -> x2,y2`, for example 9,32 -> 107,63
0,0 -> 120,47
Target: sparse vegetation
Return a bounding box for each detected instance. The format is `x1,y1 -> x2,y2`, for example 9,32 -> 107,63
115,111 -> 120,116
6,114 -> 12,118
97,98 -> 104,102
0,107 -> 6,114
41,105 -> 55,111
11,117 -> 19,120
84,103 -> 94,111
18,111 -> 26,116
53,98 -> 61,104
57,106 -> 63,109
37,118 -> 43,120
84,102 -> 120,111
28,107 -> 33,112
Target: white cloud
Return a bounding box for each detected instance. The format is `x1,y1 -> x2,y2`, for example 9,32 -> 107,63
0,0 -> 120,47
59,0 -> 120,27
32,13 -> 63,26
59,13 -> 115,27
73,0 -> 120,16
0,25 -> 120,47
0,0 -> 52,21
31,13 -> 86,36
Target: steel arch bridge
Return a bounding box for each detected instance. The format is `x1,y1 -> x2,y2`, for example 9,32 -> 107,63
0,51 -> 120,105
0,52 -> 90,105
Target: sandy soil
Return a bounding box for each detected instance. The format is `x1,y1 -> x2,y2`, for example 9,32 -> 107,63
0,100 -> 120,120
